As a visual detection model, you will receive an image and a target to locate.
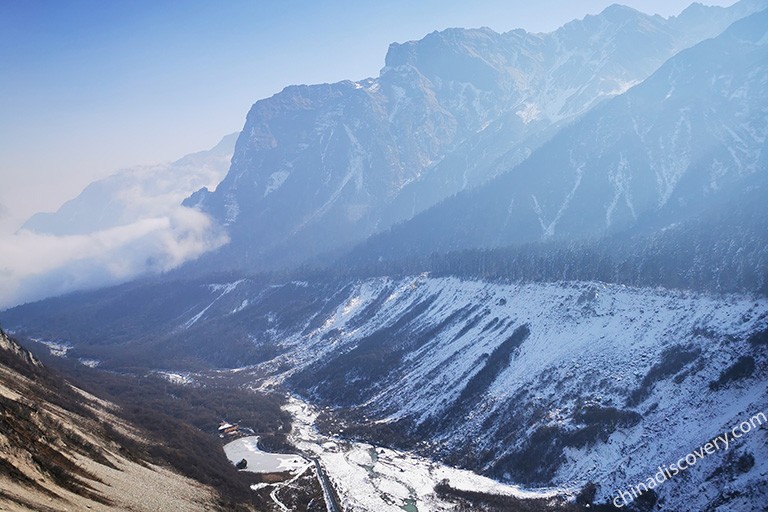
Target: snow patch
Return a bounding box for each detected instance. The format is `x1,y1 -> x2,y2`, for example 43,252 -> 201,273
264,170 -> 290,197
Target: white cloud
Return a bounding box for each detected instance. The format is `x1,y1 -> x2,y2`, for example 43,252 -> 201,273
0,207 -> 228,309
0,134 -> 236,309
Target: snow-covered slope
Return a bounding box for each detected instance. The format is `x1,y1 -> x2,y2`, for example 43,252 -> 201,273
4,270 -> 767,509
284,396 -> 568,512
253,276 -> 768,510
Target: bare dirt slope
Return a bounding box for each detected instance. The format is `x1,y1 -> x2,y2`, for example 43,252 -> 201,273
0,329 -> 222,511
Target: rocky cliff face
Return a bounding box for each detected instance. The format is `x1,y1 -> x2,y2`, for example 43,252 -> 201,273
187,1 -> 765,272
351,8 -> 768,269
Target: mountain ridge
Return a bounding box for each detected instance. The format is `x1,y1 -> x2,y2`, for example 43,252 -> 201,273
184,0 -> 766,274
345,7 -> 768,283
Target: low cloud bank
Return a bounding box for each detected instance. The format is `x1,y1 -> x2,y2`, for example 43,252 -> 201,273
1,134 -> 237,309
0,207 -> 227,309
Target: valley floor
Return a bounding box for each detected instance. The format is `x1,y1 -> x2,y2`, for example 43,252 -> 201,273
283,395 -> 571,512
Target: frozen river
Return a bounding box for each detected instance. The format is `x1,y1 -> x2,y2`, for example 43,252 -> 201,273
284,396 -> 567,512
223,436 -> 306,474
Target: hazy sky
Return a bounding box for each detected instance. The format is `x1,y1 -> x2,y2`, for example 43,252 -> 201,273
0,0 -> 736,231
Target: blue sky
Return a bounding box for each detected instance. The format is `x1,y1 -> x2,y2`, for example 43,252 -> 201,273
0,0 -> 735,230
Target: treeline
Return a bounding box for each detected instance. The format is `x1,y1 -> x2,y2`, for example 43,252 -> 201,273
311,175 -> 768,295
325,214 -> 768,295
427,233 -> 767,294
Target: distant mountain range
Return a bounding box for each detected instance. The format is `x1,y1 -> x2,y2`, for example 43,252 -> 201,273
0,134 -> 237,309
23,133 -> 237,236
13,1 -> 768,295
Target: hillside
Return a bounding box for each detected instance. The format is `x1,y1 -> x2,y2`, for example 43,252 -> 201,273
3,3 -> 768,511
0,329 -> 223,511
4,274 -> 767,510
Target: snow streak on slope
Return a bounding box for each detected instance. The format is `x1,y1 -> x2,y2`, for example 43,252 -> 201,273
247,276 -> 768,511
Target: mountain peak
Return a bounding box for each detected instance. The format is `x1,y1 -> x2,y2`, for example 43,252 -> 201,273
599,3 -> 643,19
384,26 -> 503,70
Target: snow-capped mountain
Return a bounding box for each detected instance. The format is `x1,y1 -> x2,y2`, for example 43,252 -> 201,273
352,8 -> 768,272
186,1 -> 765,273
23,133 -> 237,236
0,201 -> 14,236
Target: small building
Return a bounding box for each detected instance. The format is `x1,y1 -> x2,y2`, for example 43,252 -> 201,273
218,421 -> 239,437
